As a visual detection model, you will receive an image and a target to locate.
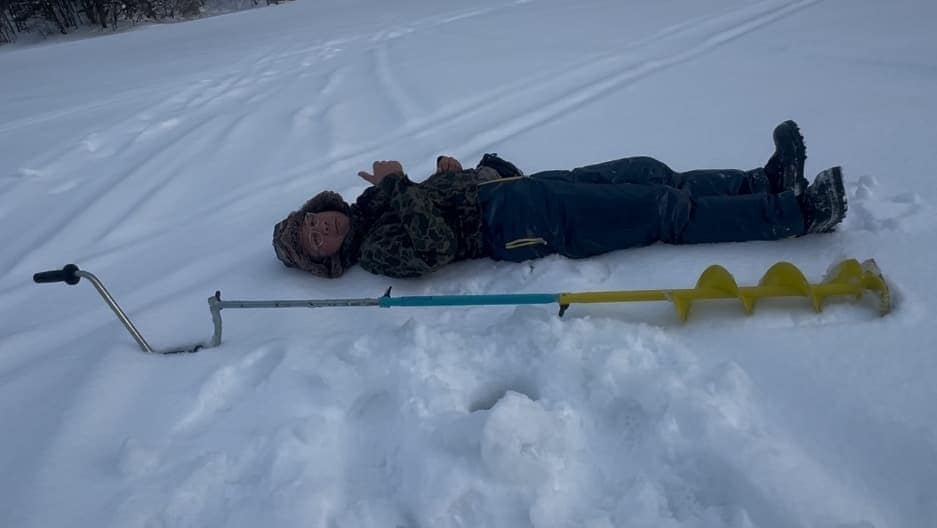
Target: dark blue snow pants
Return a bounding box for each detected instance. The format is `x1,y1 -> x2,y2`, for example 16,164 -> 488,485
477,156 -> 806,262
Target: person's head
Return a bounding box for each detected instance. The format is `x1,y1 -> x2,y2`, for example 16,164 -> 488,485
299,210 -> 349,259
273,191 -> 353,278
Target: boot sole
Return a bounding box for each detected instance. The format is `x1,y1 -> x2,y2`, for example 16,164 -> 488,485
773,120 -> 807,194
812,166 -> 847,232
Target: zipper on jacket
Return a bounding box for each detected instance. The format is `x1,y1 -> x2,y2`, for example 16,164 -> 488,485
478,175 -> 526,186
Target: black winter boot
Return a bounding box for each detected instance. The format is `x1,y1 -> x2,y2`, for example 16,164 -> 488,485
765,120 -> 808,196
800,166 -> 847,234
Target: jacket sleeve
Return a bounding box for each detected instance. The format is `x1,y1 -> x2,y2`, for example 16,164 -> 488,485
353,174 -> 398,224
357,173 -> 459,278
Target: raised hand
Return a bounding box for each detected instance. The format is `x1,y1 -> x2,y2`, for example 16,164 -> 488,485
358,160 -> 404,186
435,155 -> 463,174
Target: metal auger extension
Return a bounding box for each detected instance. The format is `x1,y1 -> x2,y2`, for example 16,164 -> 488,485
34,258 -> 891,354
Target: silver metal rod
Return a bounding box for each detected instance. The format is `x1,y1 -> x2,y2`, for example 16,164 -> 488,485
217,298 -> 381,309
76,270 -> 155,353
206,294 -> 382,347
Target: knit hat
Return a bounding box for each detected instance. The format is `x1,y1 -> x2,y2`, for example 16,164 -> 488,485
273,191 -> 352,278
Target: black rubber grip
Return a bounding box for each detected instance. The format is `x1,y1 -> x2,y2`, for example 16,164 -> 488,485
33,264 -> 81,285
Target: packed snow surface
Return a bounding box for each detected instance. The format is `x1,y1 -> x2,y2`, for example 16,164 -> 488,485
2,0 -> 936,526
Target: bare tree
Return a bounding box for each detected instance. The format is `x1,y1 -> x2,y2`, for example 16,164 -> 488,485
1,0 -> 18,43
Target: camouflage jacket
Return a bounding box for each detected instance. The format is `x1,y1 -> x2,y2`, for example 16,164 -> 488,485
346,167 -> 502,278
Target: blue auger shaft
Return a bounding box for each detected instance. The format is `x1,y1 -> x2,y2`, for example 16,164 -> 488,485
378,293 -> 558,308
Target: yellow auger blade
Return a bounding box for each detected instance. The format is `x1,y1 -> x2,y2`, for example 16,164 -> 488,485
557,259 -> 890,321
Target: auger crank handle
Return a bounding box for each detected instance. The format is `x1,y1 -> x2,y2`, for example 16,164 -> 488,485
33,264 -> 81,285
31,263 -> 197,353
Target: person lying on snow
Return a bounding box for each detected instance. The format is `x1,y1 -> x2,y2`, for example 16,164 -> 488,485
273,120 -> 847,279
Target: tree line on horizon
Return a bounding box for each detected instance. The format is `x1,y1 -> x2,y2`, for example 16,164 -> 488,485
1,0 -> 278,44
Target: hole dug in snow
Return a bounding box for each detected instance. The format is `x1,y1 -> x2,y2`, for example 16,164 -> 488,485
468,378 -> 540,412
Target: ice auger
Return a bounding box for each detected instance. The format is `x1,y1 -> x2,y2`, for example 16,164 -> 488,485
33,258 -> 890,354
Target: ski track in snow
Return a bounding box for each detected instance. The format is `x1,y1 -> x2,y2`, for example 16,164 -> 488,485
453,0 -> 829,155
371,43 -> 425,124
2,0 -> 937,526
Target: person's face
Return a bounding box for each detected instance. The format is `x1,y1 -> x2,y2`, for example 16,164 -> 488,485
300,211 -> 350,259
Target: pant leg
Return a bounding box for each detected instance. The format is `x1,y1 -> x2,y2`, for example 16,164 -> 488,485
554,182 -> 682,259
676,168 -> 771,197
480,177 -> 805,263
532,156 -> 770,197
673,190 -> 806,244
558,185 -> 805,252
480,177 -> 682,261
532,157 -> 679,186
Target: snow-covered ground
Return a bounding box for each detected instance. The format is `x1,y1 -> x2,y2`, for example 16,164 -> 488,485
2,0 -> 936,526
